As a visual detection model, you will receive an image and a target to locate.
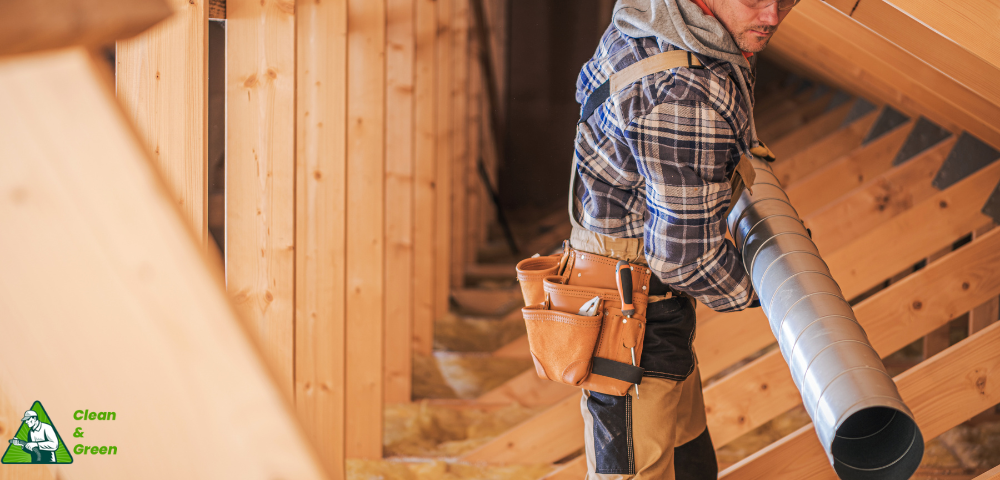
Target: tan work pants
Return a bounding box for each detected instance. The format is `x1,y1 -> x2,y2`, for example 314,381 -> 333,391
581,363 -> 709,479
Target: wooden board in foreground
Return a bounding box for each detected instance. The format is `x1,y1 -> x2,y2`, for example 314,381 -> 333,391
0,47 -> 327,480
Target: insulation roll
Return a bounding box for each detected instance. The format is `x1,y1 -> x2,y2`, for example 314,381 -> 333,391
727,157 -> 923,480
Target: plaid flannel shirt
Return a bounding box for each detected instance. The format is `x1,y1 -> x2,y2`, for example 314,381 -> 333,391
572,26 -> 757,312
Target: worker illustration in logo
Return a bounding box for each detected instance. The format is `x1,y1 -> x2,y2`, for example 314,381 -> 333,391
7,410 -> 60,463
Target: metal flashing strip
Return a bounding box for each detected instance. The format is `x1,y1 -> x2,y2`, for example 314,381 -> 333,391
862,106 -> 909,145
840,98 -> 876,127
892,117 -> 952,166
932,132 -> 1000,190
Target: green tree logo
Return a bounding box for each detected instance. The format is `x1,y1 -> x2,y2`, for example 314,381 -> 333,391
2,401 -> 73,464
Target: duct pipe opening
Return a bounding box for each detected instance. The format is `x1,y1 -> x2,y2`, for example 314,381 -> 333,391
831,406 -> 923,480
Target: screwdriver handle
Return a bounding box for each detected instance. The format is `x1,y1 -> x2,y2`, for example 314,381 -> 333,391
615,260 -> 635,317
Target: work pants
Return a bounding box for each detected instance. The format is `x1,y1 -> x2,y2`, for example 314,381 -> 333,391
580,297 -> 717,480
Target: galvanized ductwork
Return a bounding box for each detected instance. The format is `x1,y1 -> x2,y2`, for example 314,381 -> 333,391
727,157 -> 923,480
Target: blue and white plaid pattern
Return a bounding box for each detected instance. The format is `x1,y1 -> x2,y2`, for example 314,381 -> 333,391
572,26 -> 756,312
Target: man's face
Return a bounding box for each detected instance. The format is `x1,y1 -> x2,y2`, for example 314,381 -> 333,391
26,417 -> 38,428
709,0 -> 792,53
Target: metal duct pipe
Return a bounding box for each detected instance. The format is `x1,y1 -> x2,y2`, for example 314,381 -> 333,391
727,157 -> 923,480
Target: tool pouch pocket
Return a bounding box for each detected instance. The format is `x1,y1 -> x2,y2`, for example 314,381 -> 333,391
515,254 -> 563,307
522,299 -> 604,386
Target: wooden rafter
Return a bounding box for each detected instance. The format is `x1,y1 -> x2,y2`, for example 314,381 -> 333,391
770,108 -> 878,186
767,98 -> 854,160
705,227 -> 1000,447
880,0 -> 1000,73
0,46 -> 326,480
719,319 -> 1000,480
0,0 -> 172,57
770,0 -> 1000,149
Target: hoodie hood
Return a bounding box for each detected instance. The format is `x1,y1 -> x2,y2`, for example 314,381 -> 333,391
613,0 -> 760,147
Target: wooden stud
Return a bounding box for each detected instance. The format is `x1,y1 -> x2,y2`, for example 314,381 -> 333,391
0,46 -> 326,480
466,30 -> 484,267
704,227 -> 1000,447
542,456 -> 587,480
718,320 -> 1000,480
344,0 -> 387,460
226,0 -> 297,395
0,0 -> 172,57
434,0 -> 454,320
450,0 -> 470,290
295,0 -> 348,473
384,0 -> 416,405
922,245 -> 956,358
411,0 -> 438,356
492,333 -> 529,359
117,0 -> 209,246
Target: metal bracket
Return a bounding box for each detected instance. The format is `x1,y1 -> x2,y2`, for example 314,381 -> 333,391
892,117 -> 952,166
932,132 -> 1000,190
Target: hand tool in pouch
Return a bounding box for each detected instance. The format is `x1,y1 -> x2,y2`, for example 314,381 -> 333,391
616,260 -> 639,397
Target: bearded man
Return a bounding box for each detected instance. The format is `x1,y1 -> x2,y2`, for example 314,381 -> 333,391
569,0 -> 796,478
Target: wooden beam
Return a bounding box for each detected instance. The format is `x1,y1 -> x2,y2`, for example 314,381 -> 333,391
384,0 -> 416,405
805,137 -> 955,254
295,0 -> 348,474
882,0 -> 1000,73
117,0 -> 209,245
434,0 -> 455,320
848,0 -> 1000,110
705,227 -> 1000,447
344,0 -> 387,459
770,108 -> 877,186
719,320 -> 1000,480
970,223 -> 998,335
492,333 -> 529,359
785,120 -> 915,217
974,464 -> 1000,480
829,159 -> 1000,301
0,46 -> 326,480
226,0 -> 296,396
411,0 -> 438,356
756,90 -> 834,143
450,0 -> 470,290
460,394 -> 582,464
0,0 -> 172,57
767,98 -> 854,160
477,369 -> 578,407
774,0 -> 1000,150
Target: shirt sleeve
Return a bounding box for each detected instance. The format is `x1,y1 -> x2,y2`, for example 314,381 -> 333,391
625,100 -> 755,312
38,425 -> 59,450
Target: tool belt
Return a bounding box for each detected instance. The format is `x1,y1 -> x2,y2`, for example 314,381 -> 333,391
516,244 -> 652,396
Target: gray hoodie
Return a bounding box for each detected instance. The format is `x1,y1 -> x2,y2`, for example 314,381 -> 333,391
613,0 -> 760,148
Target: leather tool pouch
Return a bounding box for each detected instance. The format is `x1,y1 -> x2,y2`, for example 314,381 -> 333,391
516,247 -> 652,396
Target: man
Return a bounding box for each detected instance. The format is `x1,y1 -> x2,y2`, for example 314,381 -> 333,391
570,0 -> 795,478
9,410 -> 60,463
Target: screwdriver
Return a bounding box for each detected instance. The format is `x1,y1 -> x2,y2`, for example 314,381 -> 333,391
615,260 -> 639,398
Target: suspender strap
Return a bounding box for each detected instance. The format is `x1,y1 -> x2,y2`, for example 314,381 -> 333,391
591,357 -> 645,385
578,50 -> 703,125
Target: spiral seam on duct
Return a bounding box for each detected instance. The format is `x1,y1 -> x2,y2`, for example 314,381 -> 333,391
727,157 -> 923,480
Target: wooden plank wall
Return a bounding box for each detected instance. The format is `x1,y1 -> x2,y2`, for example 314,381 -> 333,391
116,0 -> 209,246
60,0 -> 499,474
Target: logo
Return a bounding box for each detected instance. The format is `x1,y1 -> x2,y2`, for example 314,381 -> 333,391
2,401 -> 73,464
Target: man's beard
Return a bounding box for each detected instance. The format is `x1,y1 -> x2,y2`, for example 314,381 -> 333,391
734,25 -> 777,53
